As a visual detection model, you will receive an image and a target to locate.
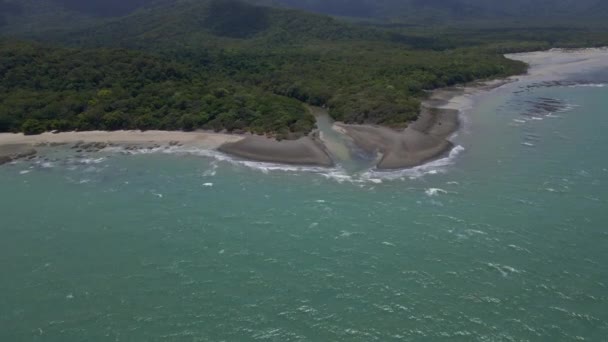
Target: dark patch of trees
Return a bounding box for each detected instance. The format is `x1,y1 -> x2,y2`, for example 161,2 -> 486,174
204,0 -> 270,38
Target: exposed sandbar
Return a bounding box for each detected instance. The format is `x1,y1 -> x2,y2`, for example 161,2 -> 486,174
218,136 -> 333,167
335,118 -> 454,170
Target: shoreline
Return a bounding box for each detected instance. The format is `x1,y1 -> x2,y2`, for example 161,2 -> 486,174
2,48 -> 607,169
334,80 -> 506,170
0,82 -> 517,169
0,130 -> 244,165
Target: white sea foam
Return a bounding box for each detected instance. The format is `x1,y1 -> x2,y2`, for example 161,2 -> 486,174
203,183 -> 214,187
522,142 -> 535,147
425,188 -> 448,196
556,103 -> 579,113
101,143 -> 465,184
19,170 -> 31,175
362,145 -> 466,181
78,157 -> 106,164
39,161 -> 55,168
568,83 -> 607,88
202,162 -> 218,177
487,263 -> 522,277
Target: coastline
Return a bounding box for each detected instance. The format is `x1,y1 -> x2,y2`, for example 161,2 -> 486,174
0,83 -> 504,168
334,82 -> 503,170
0,130 -> 243,165
2,48 -> 608,169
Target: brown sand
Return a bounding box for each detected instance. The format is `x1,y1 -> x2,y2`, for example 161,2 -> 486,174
218,136 -> 333,166
335,109 -> 458,169
218,136 -> 333,167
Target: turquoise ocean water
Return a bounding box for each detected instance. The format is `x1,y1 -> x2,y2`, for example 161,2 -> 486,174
1,69 -> 608,341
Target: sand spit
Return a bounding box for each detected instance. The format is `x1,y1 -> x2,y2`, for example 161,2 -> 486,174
218,136 -> 333,167
507,48 -> 608,81
334,123 -> 454,169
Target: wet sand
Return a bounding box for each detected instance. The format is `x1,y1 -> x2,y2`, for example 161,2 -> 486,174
218,136 -> 333,167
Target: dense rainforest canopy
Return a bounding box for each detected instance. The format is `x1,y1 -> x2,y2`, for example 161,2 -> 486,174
0,0 -> 607,136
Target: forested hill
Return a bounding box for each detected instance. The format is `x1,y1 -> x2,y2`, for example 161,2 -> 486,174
0,0 -> 166,34
3,0 -> 608,33
44,0 -> 386,50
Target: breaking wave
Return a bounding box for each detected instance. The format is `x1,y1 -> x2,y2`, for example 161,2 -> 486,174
567,83 -> 607,88
103,144 -> 465,184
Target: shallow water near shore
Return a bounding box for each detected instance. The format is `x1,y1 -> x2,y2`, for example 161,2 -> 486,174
2,64 -> 608,340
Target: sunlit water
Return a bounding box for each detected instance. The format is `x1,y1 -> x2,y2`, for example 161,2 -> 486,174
1,71 -> 608,341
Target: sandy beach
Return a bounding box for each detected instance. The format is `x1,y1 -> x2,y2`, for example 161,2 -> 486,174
507,48 -> 608,80
0,130 -> 243,147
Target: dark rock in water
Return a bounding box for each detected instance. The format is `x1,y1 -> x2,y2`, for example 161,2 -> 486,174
0,145 -> 37,165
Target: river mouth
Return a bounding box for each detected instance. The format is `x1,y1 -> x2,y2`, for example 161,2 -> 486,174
310,106 -> 379,173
